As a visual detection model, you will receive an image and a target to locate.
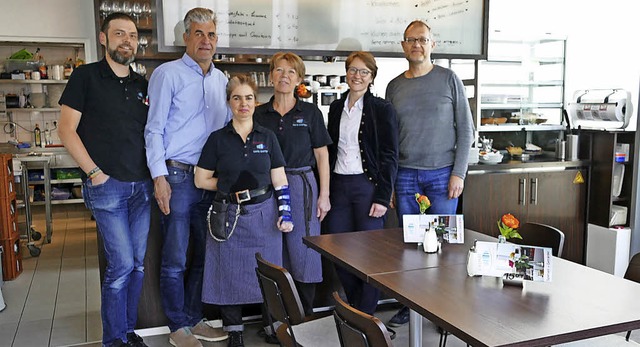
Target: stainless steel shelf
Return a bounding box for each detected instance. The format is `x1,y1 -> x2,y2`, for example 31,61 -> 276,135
482,80 -> 563,87
33,198 -> 84,206
8,107 -> 61,112
482,58 -> 564,65
51,178 -> 82,184
478,124 -> 566,132
0,79 -> 68,84
480,103 -> 564,109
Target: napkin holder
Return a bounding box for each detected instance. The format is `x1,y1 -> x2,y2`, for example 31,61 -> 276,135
466,246 -> 481,276
502,273 -> 524,287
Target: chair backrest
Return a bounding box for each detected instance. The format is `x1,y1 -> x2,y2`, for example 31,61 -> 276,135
511,222 -> 565,257
624,253 -> 640,283
255,252 -> 307,326
332,292 -> 393,347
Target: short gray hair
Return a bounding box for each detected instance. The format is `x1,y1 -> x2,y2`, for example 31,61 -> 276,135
184,7 -> 216,34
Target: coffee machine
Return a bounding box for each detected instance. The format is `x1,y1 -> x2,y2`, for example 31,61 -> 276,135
314,88 -> 342,125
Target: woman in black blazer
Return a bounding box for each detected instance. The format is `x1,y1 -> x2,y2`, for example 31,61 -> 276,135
325,51 -> 399,315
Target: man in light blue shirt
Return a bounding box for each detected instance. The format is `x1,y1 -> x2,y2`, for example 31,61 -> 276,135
144,7 -> 231,347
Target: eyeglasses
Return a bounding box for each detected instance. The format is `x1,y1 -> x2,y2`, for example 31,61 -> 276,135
347,67 -> 371,77
403,37 -> 430,45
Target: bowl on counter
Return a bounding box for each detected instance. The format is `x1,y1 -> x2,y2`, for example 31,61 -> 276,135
480,117 -> 508,125
479,151 -> 504,164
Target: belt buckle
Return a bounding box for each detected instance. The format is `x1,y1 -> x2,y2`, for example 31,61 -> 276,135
235,189 -> 251,203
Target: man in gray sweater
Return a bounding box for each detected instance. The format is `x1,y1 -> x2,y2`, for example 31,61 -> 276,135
386,20 -> 474,327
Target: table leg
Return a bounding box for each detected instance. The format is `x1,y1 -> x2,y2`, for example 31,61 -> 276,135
409,309 -> 422,347
43,161 -> 52,243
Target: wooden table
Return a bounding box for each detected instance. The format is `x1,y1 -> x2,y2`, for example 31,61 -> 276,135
304,229 -> 640,347
304,228 -> 492,279
304,228 -> 493,346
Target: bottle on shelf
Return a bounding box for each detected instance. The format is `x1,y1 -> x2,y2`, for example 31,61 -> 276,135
38,53 -> 48,80
63,58 -> 74,79
34,124 -> 42,147
44,122 -> 51,146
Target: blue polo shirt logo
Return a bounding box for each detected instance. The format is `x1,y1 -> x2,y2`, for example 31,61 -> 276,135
253,142 -> 268,154
292,117 -> 307,127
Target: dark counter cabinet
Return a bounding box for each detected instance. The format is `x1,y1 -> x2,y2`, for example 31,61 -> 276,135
462,166 -> 588,264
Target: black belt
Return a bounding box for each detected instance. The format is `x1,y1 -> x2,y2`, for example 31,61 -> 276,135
286,167 -> 314,236
217,185 -> 272,204
166,159 -> 194,173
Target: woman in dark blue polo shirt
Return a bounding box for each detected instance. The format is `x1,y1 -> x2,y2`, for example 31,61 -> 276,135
194,74 -> 293,346
254,52 -> 332,318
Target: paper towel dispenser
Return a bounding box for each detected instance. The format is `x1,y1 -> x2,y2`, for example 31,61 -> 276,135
568,89 -> 633,129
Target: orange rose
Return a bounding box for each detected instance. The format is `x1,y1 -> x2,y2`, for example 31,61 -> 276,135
414,193 -> 431,214
501,213 -> 519,229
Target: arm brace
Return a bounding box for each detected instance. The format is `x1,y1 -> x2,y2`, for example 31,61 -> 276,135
274,185 -> 292,222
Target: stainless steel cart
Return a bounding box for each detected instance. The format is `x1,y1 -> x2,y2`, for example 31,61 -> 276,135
15,155 -> 53,257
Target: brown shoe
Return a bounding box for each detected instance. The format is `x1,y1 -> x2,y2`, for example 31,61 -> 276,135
190,320 -> 228,342
169,328 -> 202,347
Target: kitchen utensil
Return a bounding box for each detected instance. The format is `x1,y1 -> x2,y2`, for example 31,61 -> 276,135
555,139 -> 566,159
566,134 -> 579,160
132,2 -> 142,22
138,36 -> 148,55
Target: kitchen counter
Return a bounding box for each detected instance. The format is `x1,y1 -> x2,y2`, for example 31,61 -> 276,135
0,143 -> 69,155
0,143 -> 78,169
468,152 -> 589,174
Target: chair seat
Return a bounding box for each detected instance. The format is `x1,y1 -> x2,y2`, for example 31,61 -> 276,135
279,315 -> 340,347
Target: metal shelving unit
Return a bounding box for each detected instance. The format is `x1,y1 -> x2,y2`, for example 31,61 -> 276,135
478,33 -> 567,133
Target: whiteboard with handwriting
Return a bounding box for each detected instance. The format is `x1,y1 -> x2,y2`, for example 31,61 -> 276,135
158,0 -> 488,57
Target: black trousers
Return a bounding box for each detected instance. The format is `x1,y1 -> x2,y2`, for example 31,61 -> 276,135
324,173 -> 385,315
219,305 -> 243,331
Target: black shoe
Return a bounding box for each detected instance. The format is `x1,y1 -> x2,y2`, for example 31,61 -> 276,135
388,306 -> 410,327
228,331 -> 244,347
126,332 -> 148,347
386,327 -> 397,340
257,328 -> 280,344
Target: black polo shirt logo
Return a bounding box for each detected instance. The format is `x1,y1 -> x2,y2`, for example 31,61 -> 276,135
253,141 -> 268,154
137,91 -> 149,106
292,116 -> 308,127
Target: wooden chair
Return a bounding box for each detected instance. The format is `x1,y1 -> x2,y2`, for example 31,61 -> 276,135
332,292 -> 394,347
255,253 -> 337,347
511,222 -> 565,257
625,253 -> 640,341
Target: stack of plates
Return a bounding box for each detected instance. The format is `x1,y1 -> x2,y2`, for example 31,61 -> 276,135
479,152 -> 504,164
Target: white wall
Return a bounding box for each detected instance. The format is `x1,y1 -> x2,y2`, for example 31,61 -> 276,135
489,0 -> 640,130
0,0 -> 97,62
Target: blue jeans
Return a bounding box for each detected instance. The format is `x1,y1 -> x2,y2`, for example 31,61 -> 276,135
82,177 -> 152,346
160,167 -> 213,331
395,166 -> 458,226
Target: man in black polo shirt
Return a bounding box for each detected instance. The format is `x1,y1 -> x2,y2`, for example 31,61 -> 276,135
58,12 -> 152,347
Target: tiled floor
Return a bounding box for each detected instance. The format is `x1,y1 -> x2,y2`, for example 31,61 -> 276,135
0,204 -> 101,347
1,204 -> 640,347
